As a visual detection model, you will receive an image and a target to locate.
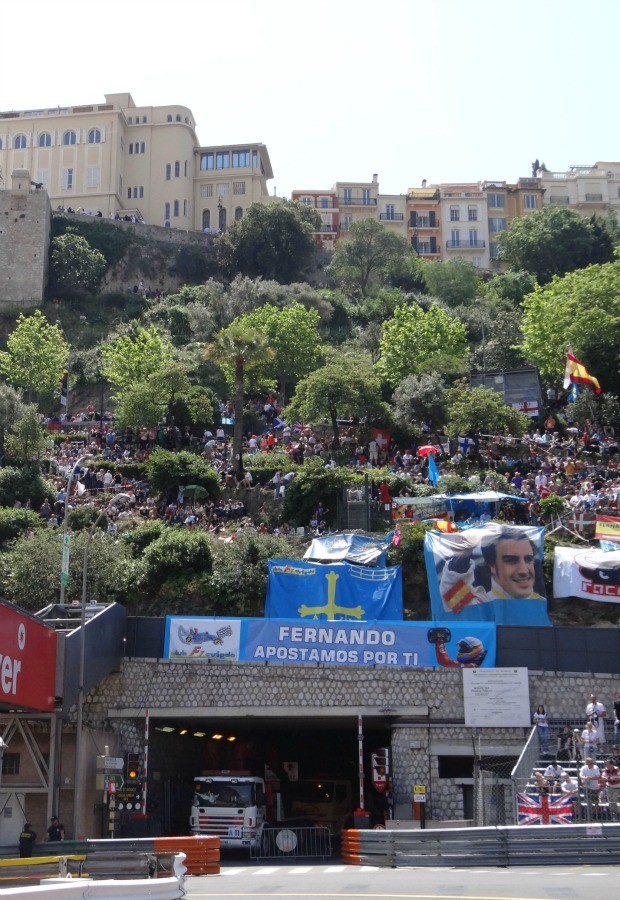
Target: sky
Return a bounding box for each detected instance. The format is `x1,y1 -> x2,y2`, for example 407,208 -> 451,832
2,0 -> 618,199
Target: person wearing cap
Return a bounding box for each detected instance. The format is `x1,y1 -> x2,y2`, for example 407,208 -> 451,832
46,816 -> 65,842
18,823 -> 36,857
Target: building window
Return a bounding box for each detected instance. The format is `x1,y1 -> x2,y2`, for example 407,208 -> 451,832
63,130 -> 77,146
384,204 -> 395,220
489,242 -> 500,259
86,166 -> 99,188
133,187 -> 138,199
127,187 -> 132,199
128,116 -> 133,124
489,217 -> 507,232
129,144 -> 133,154
472,256 -> 482,268
450,228 -> 460,245
176,114 -> 181,122
202,209 -> 211,229
167,114 -> 172,122
2,753 -> 20,775
342,215 -> 352,231
0,138 -> 3,150
343,188 -> 352,203
184,160 -> 188,177
320,198 -> 330,208
488,192 -> 505,208
165,164 -> 171,180
139,187 -> 144,198
36,168 -> 48,188
165,202 -> 170,220
174,161 -> 180,177
468,206 -> 478,221
88,128 -> 101,144
524,194 -> 537,209
233,181 -> 245,195
362,189 -> 371,205
173,200 -> 179,217
142,116 -> 147,123
200,152 -> 214,170
418,240 -> 431,254
62,168 -> 74,190
469,228 -> 478,245
200,184 -> 213,198
140,142 -> 145,153
14,134 -> 27,149
217,183 -> 229,196
235,206 -> 243,221
38,132 -> 52,147
450,206 -> 460,221
232,150 -> 250,167
216,151 -> 230,169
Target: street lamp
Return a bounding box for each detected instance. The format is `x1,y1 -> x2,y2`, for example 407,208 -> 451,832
72,493 -> 131,840
59,454 -> 94,605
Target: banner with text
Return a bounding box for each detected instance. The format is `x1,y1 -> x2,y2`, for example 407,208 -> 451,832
424,523 -> 550,625
265,559 -> 403,621
554,546 -> 620,603
164,617 -> 496,669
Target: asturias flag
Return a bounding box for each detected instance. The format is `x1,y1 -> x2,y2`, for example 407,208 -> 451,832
563,350 -> 601,394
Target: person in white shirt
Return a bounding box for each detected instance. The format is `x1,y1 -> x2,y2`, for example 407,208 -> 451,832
579,758 -> 602,811
586,694 -> 607,747
543,759 -> 567,791
580,721 -> 600,760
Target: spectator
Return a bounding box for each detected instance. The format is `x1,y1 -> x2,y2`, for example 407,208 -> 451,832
533,705 -> 549,754
586,694 -> 607,748
579,757 -> 602,813
580,721 -> 600,760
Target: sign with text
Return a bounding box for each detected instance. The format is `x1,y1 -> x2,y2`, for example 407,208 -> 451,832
554,546 -> 620,603
462,667 -> 530,727
0,599 -> 57,711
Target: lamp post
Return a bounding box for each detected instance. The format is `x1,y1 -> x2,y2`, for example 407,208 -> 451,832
72,493 -> 131,840
59,454 -> 94,605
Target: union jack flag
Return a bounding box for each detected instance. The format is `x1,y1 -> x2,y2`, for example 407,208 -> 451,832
516,792 -> 573,825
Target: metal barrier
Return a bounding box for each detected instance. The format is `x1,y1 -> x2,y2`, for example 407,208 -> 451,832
251,826 -> 332,860
342,823 -> 620,867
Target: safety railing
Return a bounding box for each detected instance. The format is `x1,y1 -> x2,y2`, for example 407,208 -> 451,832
251,826 -> 332,860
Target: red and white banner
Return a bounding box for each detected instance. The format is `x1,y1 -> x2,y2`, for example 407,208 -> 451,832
0,600 -> 57,711
554,547 -> 620,603
512,400 -> 539,417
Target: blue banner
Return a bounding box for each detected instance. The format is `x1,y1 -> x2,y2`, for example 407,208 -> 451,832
265,559 -> 403,621
424,523 -> 550,626
164,616 -> 496,669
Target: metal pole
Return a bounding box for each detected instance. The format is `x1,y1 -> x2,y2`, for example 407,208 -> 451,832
73,493 -> 131,840
358,714 -> 364,810
142,708 -> 149,816
59,454 -> 93,605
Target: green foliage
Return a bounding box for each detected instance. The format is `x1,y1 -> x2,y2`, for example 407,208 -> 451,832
122,520 -> 166,557
521,259 -> 620,392
216,200 -> 320,283
538,494 -> 567,523
422,258 -> 481,307
141,528 -> 213,587
0,527 -> 134,612
101,324 -> 174,391
498,206 -> 615,284
66,506 -> 108,532
392,373 -> 448,428
144,449 -> 220,499
0,466 -> 54,509
0,507 -> 43,544
245,452 -> 297,485
280,463 -> 356,526
481,270 -> 536,307
4,405 -> 47,464
387,522 -> 433,618
568,390 -> 620,430
375,303 -> 469,386
51,215 -> 135,267
0,310 -> 69,401
49,232 -> 107,296
327,219 -> 411,296
113,364 -> 216,430
0,383 -> 24,453
172,244 -> 215,283
446,383 -> 530,438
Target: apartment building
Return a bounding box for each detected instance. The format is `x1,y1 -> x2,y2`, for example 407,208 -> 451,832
537,161 -> 620,219
407,184 -> 441,260
439,183 -> 490,269
0,93 -> 273,231
290,188 -> 339,252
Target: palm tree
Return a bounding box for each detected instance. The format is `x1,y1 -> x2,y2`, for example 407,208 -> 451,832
205,323 -> 274,479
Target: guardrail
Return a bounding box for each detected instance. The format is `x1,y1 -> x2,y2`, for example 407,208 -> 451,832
251,826 -> 332,860
342,823 -> 620,867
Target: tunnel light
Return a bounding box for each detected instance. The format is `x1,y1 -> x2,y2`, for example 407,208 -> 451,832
179,729 -> 188,735
227,736 -> 237,742
193,731 -> 206,738
211,733 -> 223,740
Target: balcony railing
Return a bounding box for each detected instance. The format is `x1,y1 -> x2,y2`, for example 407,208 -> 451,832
318,225 -> 337,233
296,199 -> 336,208
584,193 -> 603,202
446,240 -> 486,249
338,197 -> 377,206
549,196 -> 570,204
379,213 -> 404,221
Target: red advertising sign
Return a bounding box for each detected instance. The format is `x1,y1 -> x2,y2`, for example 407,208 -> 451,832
0,601 -> 57,711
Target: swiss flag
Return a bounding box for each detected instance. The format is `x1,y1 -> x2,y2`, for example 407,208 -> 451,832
372,429 -> 390,450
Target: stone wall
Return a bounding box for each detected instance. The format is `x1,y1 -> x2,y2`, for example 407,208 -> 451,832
0,188 -> 50,308
86,659 -> 620,823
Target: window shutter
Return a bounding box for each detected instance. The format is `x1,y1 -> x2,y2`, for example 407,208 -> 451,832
409,210 -> 417,227
430,236 -> 437,254
429,211 -> 436,227
412,235 -> 418,251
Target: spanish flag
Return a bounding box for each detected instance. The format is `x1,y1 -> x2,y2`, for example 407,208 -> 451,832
563,350 -> 601,394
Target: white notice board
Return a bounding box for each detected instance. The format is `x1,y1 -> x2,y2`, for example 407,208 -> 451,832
462,667 -> 531,727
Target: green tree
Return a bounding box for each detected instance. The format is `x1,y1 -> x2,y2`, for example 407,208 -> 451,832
101,325 -> 173,391
392,373 -> 448,429
144,449 -> 220,499
481,270 -> 537,307
216,199 -> 320,283
235,303 -> 322,398
113,365 -> 215,430
375,303 -> 469,387
49,232 -> 106,295
327,219 -> 411,296
285,356 -> 389,449
4,405 -> 47,464
205,323 -> 274,478
0,384 -> 24,454
0,310 -> 69,402
422,258 -> 481,307
520,259 -> 620,393
498,207 -> 615,284
446,382 -> 529,439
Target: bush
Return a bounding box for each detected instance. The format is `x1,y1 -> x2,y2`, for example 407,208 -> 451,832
0,507 -> 44,543
144,449 -> 220,499
51,432 -> 89,446
245,452 -> 297,485
0,467 -> 54,509
281,462 -> 357,526
141,528 -> 213,587
122,521 -> 166,557
67,506 -> 108,532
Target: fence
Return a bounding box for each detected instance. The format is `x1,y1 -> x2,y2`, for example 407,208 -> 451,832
342,823 -> 620,867
251,826 -> 332,860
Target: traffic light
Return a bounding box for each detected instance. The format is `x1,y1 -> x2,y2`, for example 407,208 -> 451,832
125,752 -> 143,784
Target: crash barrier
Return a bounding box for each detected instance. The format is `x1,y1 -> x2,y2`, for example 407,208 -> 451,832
342,823 -> 620,867
251,826 -> 332,860
154,836 -> 220,875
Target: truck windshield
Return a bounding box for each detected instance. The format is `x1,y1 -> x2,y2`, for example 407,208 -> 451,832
194,782 -> 255,808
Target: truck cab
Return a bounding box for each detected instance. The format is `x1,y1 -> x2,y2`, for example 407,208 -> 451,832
190,773 -> 265,849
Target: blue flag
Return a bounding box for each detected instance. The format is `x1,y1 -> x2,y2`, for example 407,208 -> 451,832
428,453 -> 439,486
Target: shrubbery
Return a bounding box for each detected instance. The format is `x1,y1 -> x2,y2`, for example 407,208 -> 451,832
144,449 -> 220,499
0,507 -> 44,544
